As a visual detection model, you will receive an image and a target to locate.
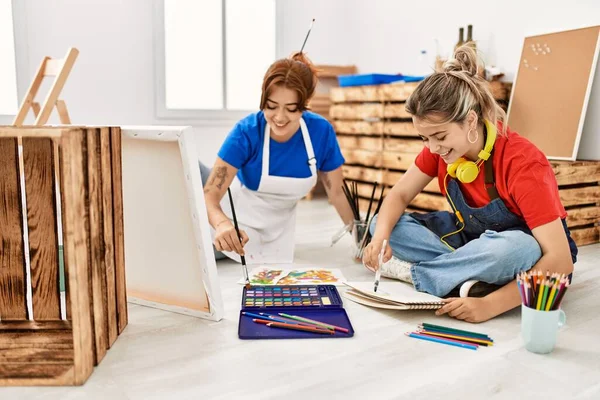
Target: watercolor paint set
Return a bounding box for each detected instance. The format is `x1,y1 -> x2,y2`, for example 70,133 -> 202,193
238,285 -> 354,339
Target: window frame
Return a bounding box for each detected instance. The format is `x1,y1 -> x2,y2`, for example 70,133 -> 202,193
0,0 -> 29,118
153,0 -> 284,124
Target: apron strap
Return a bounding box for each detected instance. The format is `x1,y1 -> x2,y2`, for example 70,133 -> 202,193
262,122 -> 271,177
484,153 -> 500,200
299,118 -> 317,176
262,118 -> 317,177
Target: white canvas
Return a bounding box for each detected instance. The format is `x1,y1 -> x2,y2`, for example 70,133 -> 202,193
120,126 -> 223,321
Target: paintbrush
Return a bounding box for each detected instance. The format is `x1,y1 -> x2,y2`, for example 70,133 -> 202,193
300,18 -> 315,53
228,188 -> 251,289
374,239 -> 387,292
373,184 -> 385,216
364,181 -> 378,227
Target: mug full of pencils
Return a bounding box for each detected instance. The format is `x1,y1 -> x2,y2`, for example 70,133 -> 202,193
517,271 -> 569,354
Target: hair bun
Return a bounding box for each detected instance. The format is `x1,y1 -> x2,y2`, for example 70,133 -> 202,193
444,45 -> 479,76
289,51 -> 318,76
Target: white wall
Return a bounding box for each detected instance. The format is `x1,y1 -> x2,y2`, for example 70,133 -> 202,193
3,0 -> 599,163
2,0 -> 226,164
279,0 -> 600,80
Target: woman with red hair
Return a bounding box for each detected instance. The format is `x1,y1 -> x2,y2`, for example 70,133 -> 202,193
201,52 -> 354,264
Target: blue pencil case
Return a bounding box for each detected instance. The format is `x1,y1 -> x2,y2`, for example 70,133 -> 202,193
238,285 -> 354,339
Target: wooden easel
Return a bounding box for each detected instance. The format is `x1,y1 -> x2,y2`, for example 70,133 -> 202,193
12,47 -> 79,126
9,48 -> 79,327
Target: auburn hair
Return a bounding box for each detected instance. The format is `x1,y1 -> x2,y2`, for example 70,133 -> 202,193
259,52 -> 318,111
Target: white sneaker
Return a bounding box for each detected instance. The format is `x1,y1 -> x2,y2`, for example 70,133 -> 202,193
379,256 -> 414,284
458,280 -> 502,298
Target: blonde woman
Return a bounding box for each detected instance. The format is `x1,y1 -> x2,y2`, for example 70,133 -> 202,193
363,45 -> 576,323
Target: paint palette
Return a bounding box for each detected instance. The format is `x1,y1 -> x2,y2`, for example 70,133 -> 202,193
239,284 -> 354,339
242,285 -> 342,309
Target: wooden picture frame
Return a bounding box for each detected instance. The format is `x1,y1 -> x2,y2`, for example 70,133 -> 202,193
120,126 -> 223,321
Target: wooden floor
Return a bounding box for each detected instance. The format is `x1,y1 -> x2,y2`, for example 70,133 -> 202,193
3,199 -> 599,399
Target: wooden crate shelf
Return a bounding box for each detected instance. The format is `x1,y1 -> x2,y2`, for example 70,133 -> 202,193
333,82 -> 599,247
552,160 -> 600,246
330,82 -> 420,103
0,126 -> 127,386
333,121 -> 419,137
304,64 -> 357,200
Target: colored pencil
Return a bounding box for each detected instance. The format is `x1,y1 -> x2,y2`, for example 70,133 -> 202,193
541,279 -> 550,310
517,271 -> 569,311
259,312 -> 330,329
406,332 -> 478,351
252,319 -> 331,333
414,332 -> 481,348
517,280 -> 526,307
266,321 -> 335,335
420,323 -> 491,340
242,311 -> 310,326
551,280 -> 564,308
545,282 -> 559,311
417,330 -> 492,346
278,313 -> 349,333
551,282 -> 569,310
418,325 -> 493,343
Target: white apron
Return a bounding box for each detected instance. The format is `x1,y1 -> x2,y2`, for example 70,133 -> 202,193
219,118 -> 317,264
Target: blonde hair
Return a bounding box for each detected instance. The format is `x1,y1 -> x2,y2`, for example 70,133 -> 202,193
406,45 -> 506,135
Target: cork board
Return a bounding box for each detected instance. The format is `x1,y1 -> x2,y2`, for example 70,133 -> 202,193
507,26 -> 600,160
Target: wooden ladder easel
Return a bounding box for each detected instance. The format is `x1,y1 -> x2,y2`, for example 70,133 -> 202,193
12,47 -> 79,126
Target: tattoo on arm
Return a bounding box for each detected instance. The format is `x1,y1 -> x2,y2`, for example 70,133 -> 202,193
208,166 -> 228,190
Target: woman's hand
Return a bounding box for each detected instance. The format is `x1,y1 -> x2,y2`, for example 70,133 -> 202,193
362,238 -> 392,273
214,221 -> 249,256
435,297 -> 495,323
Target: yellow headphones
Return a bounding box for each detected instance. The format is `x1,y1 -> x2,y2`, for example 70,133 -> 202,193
446,119 -> 497,183
439,119 -> 497,251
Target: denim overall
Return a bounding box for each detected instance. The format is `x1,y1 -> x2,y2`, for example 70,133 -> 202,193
413,179 -> 578,262
370,164 -> 578,297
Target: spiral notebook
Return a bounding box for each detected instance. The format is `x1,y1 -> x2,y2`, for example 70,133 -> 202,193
343,281 -> 444,310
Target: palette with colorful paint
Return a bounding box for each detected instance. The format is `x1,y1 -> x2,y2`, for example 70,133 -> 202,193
242,285 -> 342,309
239,284 -> 354,339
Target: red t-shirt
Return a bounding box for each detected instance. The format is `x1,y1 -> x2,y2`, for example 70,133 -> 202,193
415,124 -> 566,230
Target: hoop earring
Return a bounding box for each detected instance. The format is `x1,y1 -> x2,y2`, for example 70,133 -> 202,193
467,128 -> 478,144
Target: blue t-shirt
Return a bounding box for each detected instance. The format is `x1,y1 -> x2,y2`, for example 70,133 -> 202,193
217,111 -> 345,190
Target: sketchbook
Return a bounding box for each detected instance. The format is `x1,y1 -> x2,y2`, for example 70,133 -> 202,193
343,281 -> 444,310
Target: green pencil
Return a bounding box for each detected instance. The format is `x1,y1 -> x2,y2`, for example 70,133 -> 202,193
278,313 -> 334,330
421,322 -> 491,340
539,280 -> 547,310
